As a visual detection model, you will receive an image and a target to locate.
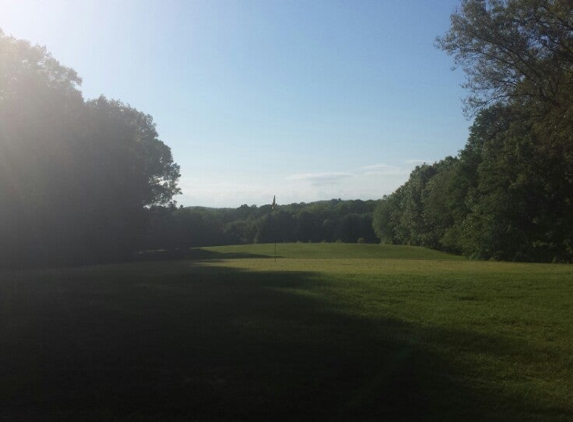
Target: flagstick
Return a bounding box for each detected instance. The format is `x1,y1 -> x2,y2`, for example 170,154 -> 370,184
271,195 -> 277,261
273,207 -> 277,261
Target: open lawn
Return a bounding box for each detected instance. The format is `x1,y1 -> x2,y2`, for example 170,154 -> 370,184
1,244 -> 572,421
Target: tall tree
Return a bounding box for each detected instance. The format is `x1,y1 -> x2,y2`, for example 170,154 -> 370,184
0,30 -> 83,266
0,31 -> 180,267
436,0 -> 573,261
437,0 -> 573,111
75,97 -> 181,261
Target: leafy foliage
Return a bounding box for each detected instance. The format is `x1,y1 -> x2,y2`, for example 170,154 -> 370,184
143,199 -> 378,250
374,0 -> 573,262
0,31 -> 180,267
437,0 -> 573,112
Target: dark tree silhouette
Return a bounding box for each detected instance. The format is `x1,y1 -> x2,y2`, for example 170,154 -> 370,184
0,30 -> 180,267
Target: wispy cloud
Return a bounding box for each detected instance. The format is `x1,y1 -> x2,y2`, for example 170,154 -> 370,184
286,172 -> 352,186
359,163 -> 408,175
405,159 -> 428,165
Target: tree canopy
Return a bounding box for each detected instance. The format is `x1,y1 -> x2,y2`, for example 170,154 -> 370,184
0,30 -> 180,267
374,0 -> 573,262
437,0 -> 573,111
144,199 -> 378,251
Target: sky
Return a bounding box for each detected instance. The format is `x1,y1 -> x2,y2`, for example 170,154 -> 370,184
1,0 -> 470,208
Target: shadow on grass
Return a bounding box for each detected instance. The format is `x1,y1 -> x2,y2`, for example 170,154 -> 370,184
0,255 -> 568,421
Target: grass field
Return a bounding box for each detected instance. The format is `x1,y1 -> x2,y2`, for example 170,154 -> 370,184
1,243 -> 572,421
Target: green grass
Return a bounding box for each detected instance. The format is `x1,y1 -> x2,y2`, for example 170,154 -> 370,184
1,243 -> 572,421
202,242 -> 466,260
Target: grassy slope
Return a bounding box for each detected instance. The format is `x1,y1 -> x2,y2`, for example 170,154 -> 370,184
1,244 -> 572,421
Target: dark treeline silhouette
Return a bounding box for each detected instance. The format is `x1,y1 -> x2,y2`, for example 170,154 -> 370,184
143,199 -> 378,250
374,0 -> 573,263
0,30 -> 180,268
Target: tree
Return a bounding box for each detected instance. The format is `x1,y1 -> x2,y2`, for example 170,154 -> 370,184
0,31 -> 180,267
421,157 -> 458,250
73,97 -> 181,261
464,103 -> 573,261
433,0 -> 573,262
81,97 -> 180,207
372,160 -> 459,250
372,186 -> 410,246
371,0 -> 573,261
437,0 -> 573,112
0,30 -> 84,266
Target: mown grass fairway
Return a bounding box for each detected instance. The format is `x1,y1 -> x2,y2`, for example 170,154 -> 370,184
1,244 -> 572,421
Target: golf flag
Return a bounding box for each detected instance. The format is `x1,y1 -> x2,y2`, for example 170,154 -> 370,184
271,195 -> 276,210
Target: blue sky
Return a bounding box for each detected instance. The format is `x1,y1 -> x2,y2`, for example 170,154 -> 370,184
1,0 -> 469,207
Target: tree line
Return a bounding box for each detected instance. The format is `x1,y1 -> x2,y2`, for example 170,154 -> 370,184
0,30 -> 180,268
373,0 -> 573,262
143,199 -> 378,250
